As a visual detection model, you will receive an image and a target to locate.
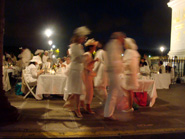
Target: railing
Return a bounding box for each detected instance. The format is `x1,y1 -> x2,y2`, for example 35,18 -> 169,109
150,58 -> 185,78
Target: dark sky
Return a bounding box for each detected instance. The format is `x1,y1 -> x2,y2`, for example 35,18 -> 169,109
4,0 -> 172,57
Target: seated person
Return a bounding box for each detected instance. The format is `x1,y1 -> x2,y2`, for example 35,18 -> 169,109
157,61 -> 165,74
42,58 -> 52,72
139,58 -> 150,75
24,56 -> 44,85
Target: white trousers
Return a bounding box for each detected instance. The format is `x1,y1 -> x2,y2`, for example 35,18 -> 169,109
104,73 -> 122,117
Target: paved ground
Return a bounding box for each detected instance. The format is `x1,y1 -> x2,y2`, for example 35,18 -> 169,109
0,83 -> 185,138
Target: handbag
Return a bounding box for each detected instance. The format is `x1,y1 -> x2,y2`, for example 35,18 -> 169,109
133,92 -> 147,106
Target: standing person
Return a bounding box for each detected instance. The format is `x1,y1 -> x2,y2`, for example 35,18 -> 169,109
93,42 -> 108,103
42,51 -> 49,63
122,38 -> 140,112
82,39 -> 99,114
104,32 -> 126,120
143,54 -> 151,67
64,26 -> 91,118
18,48 -> 32,69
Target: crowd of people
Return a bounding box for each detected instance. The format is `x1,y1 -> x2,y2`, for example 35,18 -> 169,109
3,26 -> 175,120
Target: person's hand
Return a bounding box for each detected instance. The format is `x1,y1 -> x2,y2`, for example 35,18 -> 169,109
95,58 -> 99,62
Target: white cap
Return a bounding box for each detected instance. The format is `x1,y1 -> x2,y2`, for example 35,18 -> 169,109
73,26 -> 91,36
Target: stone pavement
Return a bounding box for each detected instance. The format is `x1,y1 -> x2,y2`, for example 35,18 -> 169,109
0,84 -> 185,138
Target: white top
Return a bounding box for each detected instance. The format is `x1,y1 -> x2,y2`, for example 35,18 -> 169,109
106,39 -> 123,74
25,64 -> 38,83
42,55 -> 49,63
93,49 -> 108,87
70,43 -> 84,71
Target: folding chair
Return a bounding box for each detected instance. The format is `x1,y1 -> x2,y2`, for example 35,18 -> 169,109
22,70 -> 37,99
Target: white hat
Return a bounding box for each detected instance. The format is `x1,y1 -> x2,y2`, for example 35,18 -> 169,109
30,56 -> 42,64
44,50 -> 48,53
85,38 -> 99,47
73,26 -> 91,36
35,49 -> 44,55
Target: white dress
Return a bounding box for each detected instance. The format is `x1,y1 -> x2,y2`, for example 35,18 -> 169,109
65,43 -> 85,95
83,52 -> 95,104
122,49 -> 140,90
93,49 -> 108,101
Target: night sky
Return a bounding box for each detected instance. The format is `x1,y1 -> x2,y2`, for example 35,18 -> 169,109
4,0 -> 171,57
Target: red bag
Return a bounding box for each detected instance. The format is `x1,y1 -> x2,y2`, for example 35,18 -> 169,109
133,92 -> 147,106
117,96 -> 129,110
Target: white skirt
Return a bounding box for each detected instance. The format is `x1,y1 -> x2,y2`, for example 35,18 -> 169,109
65,69 -> 84,95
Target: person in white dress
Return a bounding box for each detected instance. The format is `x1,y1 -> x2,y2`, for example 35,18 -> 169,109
42,51 -> 49,63
93,42 -> 108,103
82,39 -> 99,114
104,32 -> 126,120
18,48 -> 32,69
122,38 -> 140,112
64,26 -> 91,118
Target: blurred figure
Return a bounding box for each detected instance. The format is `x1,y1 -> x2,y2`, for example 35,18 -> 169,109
18,48 -> 32,69
93,42 -> 108,103
82,38 -> 99,114
42,58 -> 52,72
104,32 -> 126,120
143,54 -> 151,67
139,58 -> 150,76
157,61 -> 165,73
64,26 -> 91,118
10,53 -> 17,65
122,38 -> 140,112
42,51 -> 49,63
166,62 -> 175,83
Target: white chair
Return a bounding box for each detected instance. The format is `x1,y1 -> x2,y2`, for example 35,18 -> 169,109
22,70 -> 37,99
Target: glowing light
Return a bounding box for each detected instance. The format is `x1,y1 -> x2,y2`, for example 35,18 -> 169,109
160,46 -> 165,52
55,49 -> 60,53
52,55 -> 56,58
50,48 -> 53,51
149,55 -> 151,58
121,54 -> 124,56
52,45 -> 56,49
48,40 -> 53,45
45,29 -> 53,38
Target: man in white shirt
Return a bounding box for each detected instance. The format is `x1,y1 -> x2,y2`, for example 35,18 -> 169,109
104,32 -> 126,121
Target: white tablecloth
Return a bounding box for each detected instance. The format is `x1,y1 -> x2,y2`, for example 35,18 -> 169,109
133,79 -> 157,107
3,67 -> 11,91
151,73 -> 171,89
36,74 -> 67,95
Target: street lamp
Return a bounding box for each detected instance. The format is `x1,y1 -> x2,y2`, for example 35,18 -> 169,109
48,40 -> 53,45
160,46 -> 165,56
44,29 -> 53,38
52,45 -> 56,49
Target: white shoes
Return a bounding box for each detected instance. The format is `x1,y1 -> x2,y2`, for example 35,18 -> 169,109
121,108 -> 134,112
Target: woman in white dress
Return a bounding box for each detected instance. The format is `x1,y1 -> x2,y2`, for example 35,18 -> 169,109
83,39 -> 99,114
64,26 -> 91,118
93,42 -> 108,103
122,38 -> 140,112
